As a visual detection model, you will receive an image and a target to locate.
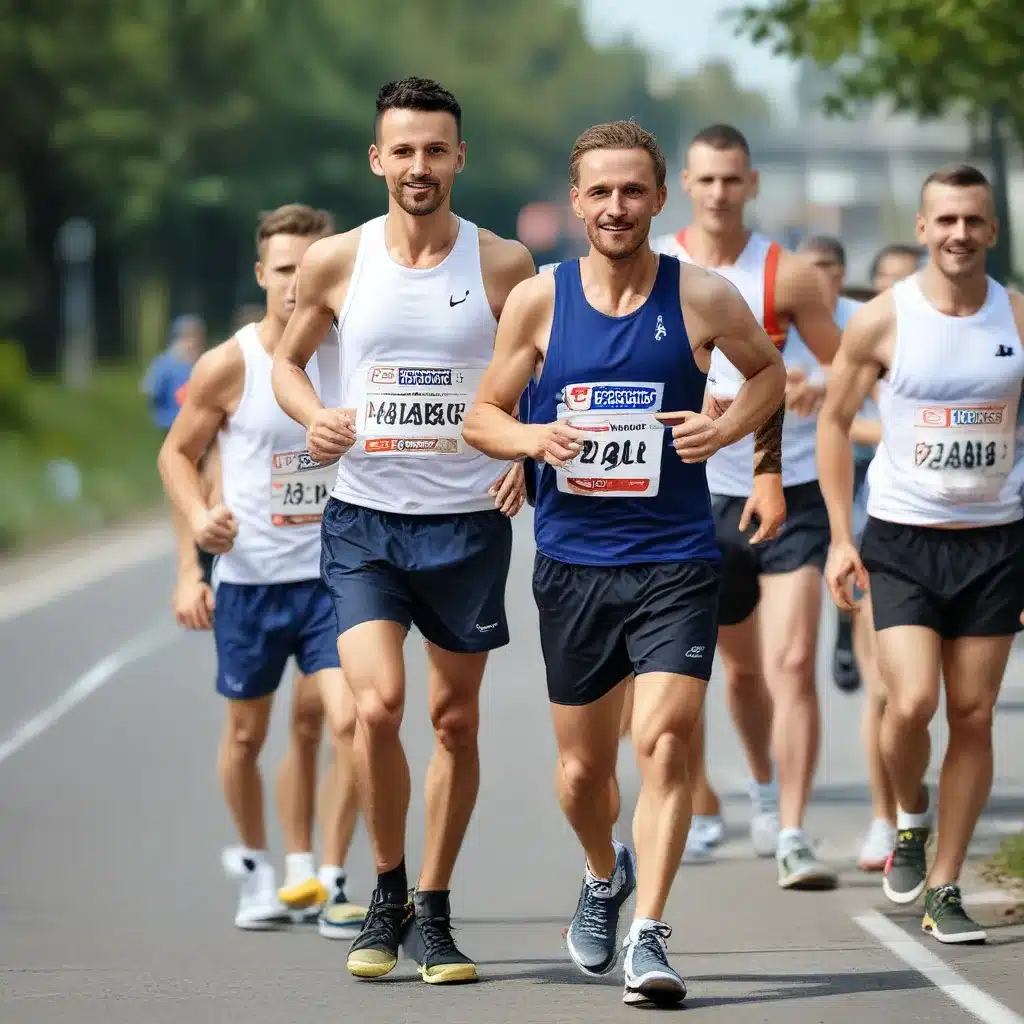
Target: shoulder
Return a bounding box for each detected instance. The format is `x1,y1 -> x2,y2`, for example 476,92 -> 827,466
478,229 -> 536,280
500,265 -> 557,323
775,248 -> 827,302
300,227 -> 364,282
1005,284 -> 1024,328
843,290 -> 895,351
185,337 -> 245,406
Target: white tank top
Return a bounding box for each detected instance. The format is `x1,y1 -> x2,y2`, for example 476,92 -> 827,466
867,275 -> 1024,527
652,229 -> 788,496
214,324 -> 337,586
331,215 -> 508,514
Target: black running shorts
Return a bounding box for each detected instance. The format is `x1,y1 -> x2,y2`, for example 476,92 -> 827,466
532,553 -> 720,706
860,516 -> 1024,638
713,480 -> 831,626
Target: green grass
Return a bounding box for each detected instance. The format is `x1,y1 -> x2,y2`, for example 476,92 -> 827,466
989,834 -> 1024,882
0,362 -> 166,553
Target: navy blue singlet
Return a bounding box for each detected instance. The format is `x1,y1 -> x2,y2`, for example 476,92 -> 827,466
529,255 -> 720,566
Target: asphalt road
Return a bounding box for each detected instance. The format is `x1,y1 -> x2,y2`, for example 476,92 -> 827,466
1,512 -> 1023,1023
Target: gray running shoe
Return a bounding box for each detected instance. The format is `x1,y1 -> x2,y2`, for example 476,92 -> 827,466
882,827 -> 930,905
921,884 -> 987,944
777,840 -> 838,890
565,841 -> 636,976
622,921 -> 687,1007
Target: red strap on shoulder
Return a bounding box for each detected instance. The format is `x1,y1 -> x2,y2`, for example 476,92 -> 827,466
763,242 -> 785,347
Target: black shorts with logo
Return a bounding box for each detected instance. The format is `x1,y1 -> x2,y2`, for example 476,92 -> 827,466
713,480 -> 831,627
532,553 -> 720,706
860,516 -> 1024,638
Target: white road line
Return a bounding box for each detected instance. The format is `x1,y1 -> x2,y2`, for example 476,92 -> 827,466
0,623 -> 177,768
0,522 -> 173,624
854,910 -> 1024,1024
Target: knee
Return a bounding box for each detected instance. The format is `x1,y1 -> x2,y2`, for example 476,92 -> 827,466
724,664 -> 763,702
224,714 -> 266,761
560,753 -> 612,802
636,730 -> 689,786
770,642 -> 817,692
290,704 -> 324,750
888,689 -> 938,731
947,698 -> 994,737
429,700 -> 478,753
354,687 -> 403,739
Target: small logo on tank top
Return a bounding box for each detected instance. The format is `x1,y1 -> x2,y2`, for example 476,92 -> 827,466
995,344 -> 1015,357
449,290 -> 469,307
654,314 -> 666,340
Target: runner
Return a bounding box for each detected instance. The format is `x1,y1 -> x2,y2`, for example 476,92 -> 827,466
819,163 -> 1024,943
463,119 -> 786,1007
870,243 -> 924,293
652,125 -> 841,886
271,77 -> 531,984
158,203 -> 366,935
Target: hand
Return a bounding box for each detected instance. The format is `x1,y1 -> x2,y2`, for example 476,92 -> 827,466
739,473 -> 787,544
656,410 -> 724,463
529,421 -> 590,468
825,539 -> 869,612
191,503 -> 238,554
489,461 -> 527,517
785,368 -> 826,417
307,407 -> 356,463
173,573 -> 215,630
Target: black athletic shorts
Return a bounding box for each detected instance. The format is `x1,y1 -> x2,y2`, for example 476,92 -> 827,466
532,553 -> 720,706
713,480 -> 831,627
197,546 -> 215,586
860,516 -> 1024,638
320,498 -> 512,653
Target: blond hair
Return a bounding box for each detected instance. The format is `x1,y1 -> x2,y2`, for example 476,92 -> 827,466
256,203 -> 335,254
569,120 -> 667,189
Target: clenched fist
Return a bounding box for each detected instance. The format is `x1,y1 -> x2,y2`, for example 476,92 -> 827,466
656,410 -> 726,463
191,503 -> 238,554
307,407 -> 356,463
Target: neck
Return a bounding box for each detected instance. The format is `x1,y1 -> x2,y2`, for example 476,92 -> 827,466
385,200 -> 459,268
580,244 -> 659,304
681,222 -> 751,267
255,314 -> 287,355
917,263 -> 989,316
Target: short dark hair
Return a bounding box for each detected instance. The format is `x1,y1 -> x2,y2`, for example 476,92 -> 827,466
569,120 -> 667,190
375,77 -> 462,140
800,234 -> 846,267
920,163 -> 990,205
689,123 -> 751,159
869,243 -> 924,282
256,204 -> 334,254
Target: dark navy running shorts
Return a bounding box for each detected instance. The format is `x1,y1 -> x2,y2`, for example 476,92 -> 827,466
214,578 -> 340,700
320,498 -> 512,653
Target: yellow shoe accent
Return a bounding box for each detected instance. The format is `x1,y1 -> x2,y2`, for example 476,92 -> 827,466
278,877 -> 329,910
419,962 -> 479,985
347,947 -> 399,979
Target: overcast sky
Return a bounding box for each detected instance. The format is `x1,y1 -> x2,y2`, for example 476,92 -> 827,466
581,0 -> 799,107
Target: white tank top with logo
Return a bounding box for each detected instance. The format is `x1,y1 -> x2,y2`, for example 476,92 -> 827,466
331,215 -> 508,514
867,274 -> 1024,527
215,323 -> 338,586
652,229 -> 789,496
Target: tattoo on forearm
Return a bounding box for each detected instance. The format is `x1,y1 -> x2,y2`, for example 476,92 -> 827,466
753,401 -> 784,475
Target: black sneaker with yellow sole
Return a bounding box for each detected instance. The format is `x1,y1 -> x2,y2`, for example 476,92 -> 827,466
346,888 -> 413,979
402,890 -> 478,984
921,884 -> 987,944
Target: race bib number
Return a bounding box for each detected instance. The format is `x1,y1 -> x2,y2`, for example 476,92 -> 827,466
270,450 -> 336,525
555,381 -> 665,497
912,402 -> 1015,501
358,364 -> 481,456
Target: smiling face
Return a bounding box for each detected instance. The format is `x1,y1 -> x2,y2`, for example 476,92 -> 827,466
916,181 -> 996,282
570,146 -> 667,261
369,108 -> 465,217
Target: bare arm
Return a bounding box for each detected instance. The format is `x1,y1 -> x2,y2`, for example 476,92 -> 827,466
684,269 -> 787,449
480,231 -> 538,318
780,253 -> 841,365
272,234 -> 352,430
463,276 -> 553,460
157,344 -> 239,539
849,417 -> 882,447
817,295 -> 891,544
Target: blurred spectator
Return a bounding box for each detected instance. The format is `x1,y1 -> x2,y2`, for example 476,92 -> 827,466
141,314 -> 206,431
870,244 -> 924,292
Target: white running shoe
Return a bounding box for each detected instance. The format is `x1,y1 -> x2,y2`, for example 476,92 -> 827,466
749,779 -> 780,858
221,848 -> 289,930
858,818 -> 897,872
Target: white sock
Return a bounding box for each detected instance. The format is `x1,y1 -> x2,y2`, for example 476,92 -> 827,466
319,864 -> 345,894
241,847 -> 267,867
628,917 -> 663,942
896,805 -> 930,830
777,827 -> 806,857
284,851 -> 316,888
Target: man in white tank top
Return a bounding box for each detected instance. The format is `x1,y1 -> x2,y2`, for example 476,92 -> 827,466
159,205 -> 367,937
272,78 -> 533,986
651,125 -> 841,890
819,164 -> 1024,944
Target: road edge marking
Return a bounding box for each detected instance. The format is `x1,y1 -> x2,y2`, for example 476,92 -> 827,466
0,623 -> 177,768
853,909 -> 1024,1024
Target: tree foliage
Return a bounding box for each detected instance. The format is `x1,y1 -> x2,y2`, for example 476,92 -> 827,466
731,0 -> 1024,128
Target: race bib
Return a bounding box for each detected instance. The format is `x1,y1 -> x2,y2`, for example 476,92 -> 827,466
357,364 -> 481,456
270,450 -> 336,525
912,401 -> 1016,502
555,381 -> 665,498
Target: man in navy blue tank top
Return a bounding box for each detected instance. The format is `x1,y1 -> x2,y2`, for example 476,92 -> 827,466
464,121 -> 786,1009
